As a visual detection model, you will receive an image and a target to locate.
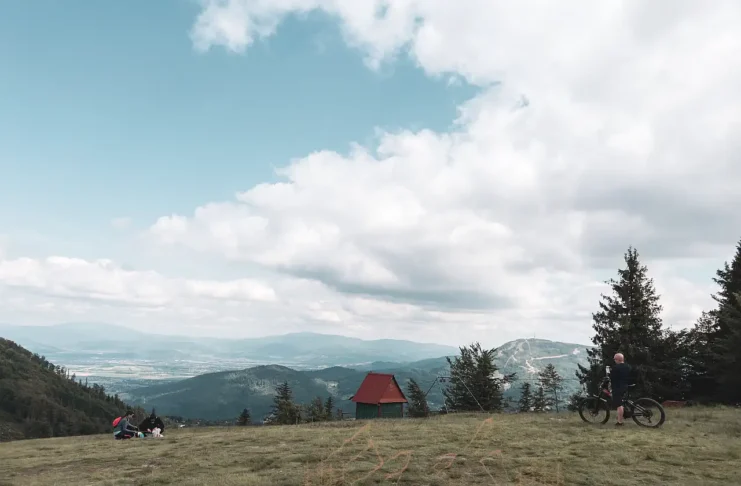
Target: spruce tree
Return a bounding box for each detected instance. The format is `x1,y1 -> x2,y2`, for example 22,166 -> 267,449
711,239 -> 741,323
713,293 -> 741,403
443,342 -> 513,412
533,386 -> 547,412
237,408 -> 251,425
576,246 -> 671,399
406,378 -> 431,417
517,382 -> 532,412
324,396 -> 335,421
538,364 -> 564,412
444,344 -> 478,411
304,397 -> 326,422
686,238 -> 741,403
684,312 -> 718,401
709,240 -> 741,402
270,381 -> 301,425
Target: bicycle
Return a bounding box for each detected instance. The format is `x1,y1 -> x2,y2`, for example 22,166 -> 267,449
577,375 -> 666,428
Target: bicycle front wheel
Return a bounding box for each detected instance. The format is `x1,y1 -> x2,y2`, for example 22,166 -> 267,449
631,398 -> 666,427
578,397 -> 610,424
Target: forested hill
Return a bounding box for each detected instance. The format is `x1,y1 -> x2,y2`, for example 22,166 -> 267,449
0,338 -> 143,442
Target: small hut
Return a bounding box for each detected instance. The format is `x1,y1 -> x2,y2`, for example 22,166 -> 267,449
351,372 -> 408,419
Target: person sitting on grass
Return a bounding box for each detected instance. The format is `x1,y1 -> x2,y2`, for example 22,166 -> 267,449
114,410 -> 139,440
138,409 -> 165,436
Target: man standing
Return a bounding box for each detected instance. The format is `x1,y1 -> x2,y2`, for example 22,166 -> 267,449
610,353 -> 632,426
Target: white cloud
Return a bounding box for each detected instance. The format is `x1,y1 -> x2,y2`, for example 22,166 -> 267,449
6,1 -> 740,346
0,256 -> 276,306
151,0 -> 741,342
1,253 -> 568,344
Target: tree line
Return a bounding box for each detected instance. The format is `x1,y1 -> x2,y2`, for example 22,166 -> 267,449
0,338 -> 146,441
575,240 -> 741,406
403,348 -> 566,416
235,381 -> 339,425
404,238 -> 741,416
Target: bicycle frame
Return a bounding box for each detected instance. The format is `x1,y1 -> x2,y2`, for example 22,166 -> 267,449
588,377 -> 654,419
579,374 -> 665,427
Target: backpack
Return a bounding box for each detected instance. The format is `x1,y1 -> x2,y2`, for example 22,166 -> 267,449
112,416 -> 122,427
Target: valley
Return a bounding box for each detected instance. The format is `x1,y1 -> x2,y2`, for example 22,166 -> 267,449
0,323 -> 592,422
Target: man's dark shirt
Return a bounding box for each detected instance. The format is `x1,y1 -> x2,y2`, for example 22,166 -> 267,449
139,415 -> 165,432
610,362 -> 632,393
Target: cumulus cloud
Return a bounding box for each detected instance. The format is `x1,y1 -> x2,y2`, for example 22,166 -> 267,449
0,256 -> 277,306
0,253 -> 566,344
8,1 -> 740,345
145,0 -> 741,342
0,254 -> 313,337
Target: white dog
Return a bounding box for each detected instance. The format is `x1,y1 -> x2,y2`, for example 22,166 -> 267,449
151,427 -> 163,438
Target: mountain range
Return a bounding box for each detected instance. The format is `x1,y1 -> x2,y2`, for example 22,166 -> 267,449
0,323 -> 457,368
0,323 -> 592,422
125,339 -> 590,421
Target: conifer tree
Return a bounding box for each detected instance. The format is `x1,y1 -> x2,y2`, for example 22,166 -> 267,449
538,364 -> 564,412
713,293 -> 741,403
444,342 -> 513,412
269,381 -> 301,425
711,239 -> 741,322
576,246 -> 674,399
685,238 -> 741,403
324,396 -> 335,421
533,386 -> 547,412
709,240 -> 741,402
517,382 -> 532,412
406,378 -> 431,417
684,312 -> 718,401
304,397 -> 326,422
237,408 -> 251,425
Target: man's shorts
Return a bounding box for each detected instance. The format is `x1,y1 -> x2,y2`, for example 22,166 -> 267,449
612,389 -> 625,408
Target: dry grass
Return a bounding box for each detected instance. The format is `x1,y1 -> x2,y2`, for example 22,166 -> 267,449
1,407 -> 740,485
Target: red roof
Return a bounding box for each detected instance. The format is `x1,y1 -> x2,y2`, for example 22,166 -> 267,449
351,372 -> 408,404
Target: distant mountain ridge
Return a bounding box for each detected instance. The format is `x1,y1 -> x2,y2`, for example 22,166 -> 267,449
0,324 -> 593,422
0,323 -> 458,368
126,338 -> 592,421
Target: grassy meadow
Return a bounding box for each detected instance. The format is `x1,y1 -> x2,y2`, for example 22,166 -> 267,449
1,407 -> 740,485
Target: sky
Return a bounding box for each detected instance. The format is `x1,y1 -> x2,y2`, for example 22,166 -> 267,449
1,0 -> 740,347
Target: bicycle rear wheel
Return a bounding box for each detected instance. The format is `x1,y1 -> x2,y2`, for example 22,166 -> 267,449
631,398 -> 666,427
578,397 -> 610,424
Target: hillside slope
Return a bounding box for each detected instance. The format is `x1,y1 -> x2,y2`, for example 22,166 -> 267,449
126,365 -> 334,421
127,339 -> 591,420
126,362 -> 456,421
0,338 -> 141,442
1,408 -> 739,485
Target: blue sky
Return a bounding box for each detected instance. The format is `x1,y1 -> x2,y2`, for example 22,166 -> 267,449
0,1 -> 474,261
0,0 -> 736,344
